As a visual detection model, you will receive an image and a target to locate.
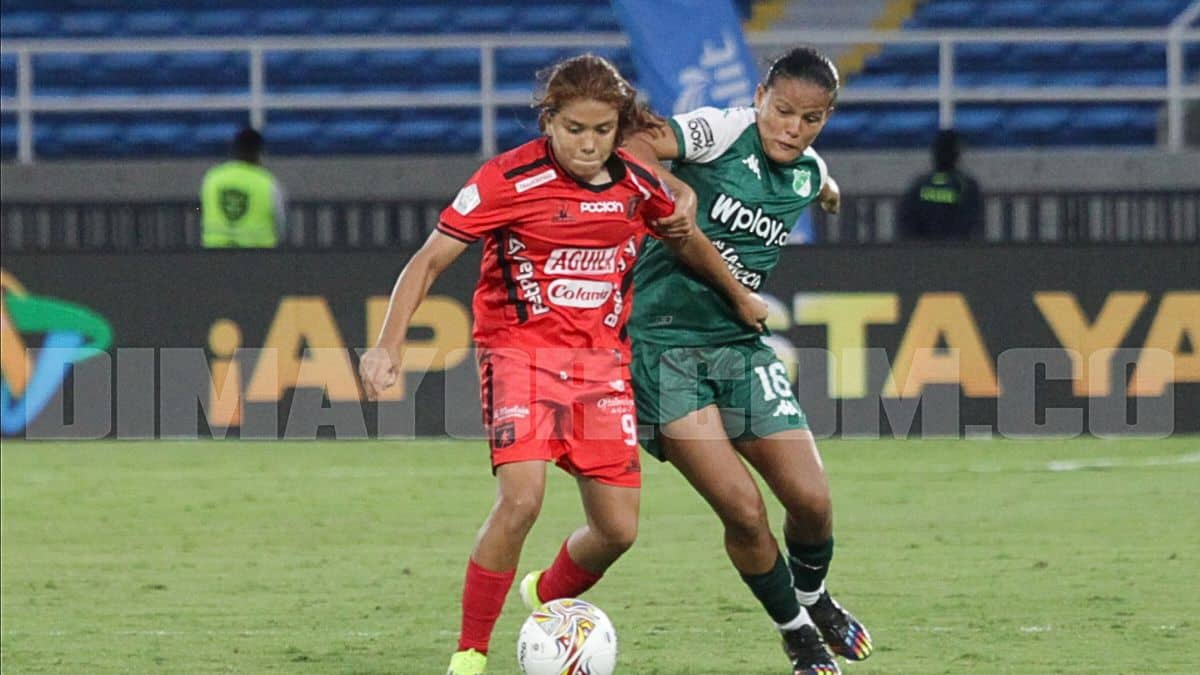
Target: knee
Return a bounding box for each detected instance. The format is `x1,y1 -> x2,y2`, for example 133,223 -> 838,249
720,494 -> 771,544
786,484 -> 832,531
492,492 -> 544,534
595,518 -> 638,555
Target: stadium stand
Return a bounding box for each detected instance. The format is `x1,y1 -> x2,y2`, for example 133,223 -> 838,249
0,1 -> 1197,158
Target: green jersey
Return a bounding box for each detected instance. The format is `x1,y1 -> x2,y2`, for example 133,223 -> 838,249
629,106 -> 828,346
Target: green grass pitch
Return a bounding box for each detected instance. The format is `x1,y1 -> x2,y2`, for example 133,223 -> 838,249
2,438 -> 1197,673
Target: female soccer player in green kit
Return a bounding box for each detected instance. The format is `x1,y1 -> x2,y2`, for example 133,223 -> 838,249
624,47 -> 872,675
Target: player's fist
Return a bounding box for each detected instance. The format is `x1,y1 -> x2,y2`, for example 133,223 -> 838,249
650,181 -> 698,240
819,176 -> 841,215
735,291 -> 770,332
358,345 -> 400,400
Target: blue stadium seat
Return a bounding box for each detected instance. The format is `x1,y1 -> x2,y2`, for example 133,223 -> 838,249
267,118 -> 324,155
192,120 -> 242,154
319,6 -> 386,34
1005,106 -> 1071,144
906,1 -> 978,28
1104,69 -> 1166,86
162,52 -> 249,93
1008,43 -> 1076,70
188,9 -> 254,36
866,109 -> 939,147
430,49 -> 482,87
454,6 -> 515,33
1,115 -> 17,160
954,43 -> 1010,72
863,44 -> 938,75
1111,0 -> 1190,26
255,8 -> 319,35
516,6 -> 584,32
1,11 -> 52,38
361,50 -> 431,91
125,121 -> 188,154
1,54 -> 16,99
497,47 -> 564,88
383,6 -> 453,34
58,10 -> 120,37
983,0 -> 1056,27
1036,70 -> 1108,87
952,106 -> 1006,145
123,10 -> 182,36
1046,0 -> 1119,27
51,121 -> 123,158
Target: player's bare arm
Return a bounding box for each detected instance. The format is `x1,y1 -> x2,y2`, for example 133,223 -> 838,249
624,128 -> 694,240
359,231 -> 468,399
819,175 -> 840,214
661,231 -> 768,332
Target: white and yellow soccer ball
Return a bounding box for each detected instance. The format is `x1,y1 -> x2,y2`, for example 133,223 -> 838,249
516,598 -> 618,675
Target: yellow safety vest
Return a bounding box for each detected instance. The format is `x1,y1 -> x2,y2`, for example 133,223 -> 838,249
200,161 -> 280,248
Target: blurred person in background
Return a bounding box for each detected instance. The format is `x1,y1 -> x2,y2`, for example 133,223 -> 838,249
624,47 -> 871,675
898,129 -> 984,241
357,54 -> 764,675
200,127 -> 286,248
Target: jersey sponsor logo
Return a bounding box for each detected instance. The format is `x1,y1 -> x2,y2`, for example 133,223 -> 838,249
742,154 -> 762,180
546,279 -> 614,308
712,240 -> 765,291
686,117 -> 715,152
793,168 -> 813,198
710,193 -> 791,247
515,168 -> 557,193
596,396 -> 635,414
580,201 -> 624,214
506,234 -> 551,317
493,405 -> 530,422
545,246 -> 619,276
452,184 -> 481,215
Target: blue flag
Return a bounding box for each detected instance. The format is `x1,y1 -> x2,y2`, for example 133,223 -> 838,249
611,0 -> 759,115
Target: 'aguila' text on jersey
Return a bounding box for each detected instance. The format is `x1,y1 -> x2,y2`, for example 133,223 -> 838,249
630,106 -> 828,345
438,137 -> 674,363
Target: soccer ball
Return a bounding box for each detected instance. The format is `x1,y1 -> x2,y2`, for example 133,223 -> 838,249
516,598 -> 618,675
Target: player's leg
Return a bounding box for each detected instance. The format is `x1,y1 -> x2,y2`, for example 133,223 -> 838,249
451,350 -> 551,674
732,340 -> 873,662
450,459 -> 547,675
525,377 -> 642,607
660,410 -> 839,675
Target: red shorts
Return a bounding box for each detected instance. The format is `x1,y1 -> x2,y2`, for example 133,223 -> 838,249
478,347 -> 641,488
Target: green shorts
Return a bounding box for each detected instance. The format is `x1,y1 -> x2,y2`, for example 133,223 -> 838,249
630,338 -> 809,460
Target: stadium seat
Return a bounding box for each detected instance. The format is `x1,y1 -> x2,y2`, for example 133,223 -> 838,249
255,8 -> 319,36
122,10 -> 182,36
318,7 -> 386,35
1,115 -> 17,160
582,5 -> 621,31
454,6 -> 516,33
516,6 -> 585,33
1005,106 -> 1072,145
1,11 -> 52,38
382,6 -> 453,35
188,9 -> 254,36
1111,0 -> 1189,26
1046,0 -> 1121,27
1,55 -> 17,99
906,1 -> 978,28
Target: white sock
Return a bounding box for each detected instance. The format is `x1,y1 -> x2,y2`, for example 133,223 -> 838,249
795,581 -> 825,607
776,606 -> 814,632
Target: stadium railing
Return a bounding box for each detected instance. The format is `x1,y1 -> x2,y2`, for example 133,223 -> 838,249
3,22 -> 1200,162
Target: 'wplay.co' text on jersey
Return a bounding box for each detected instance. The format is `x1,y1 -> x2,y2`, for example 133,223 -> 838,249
630,106 -> 829,346
438,137 -> 674,370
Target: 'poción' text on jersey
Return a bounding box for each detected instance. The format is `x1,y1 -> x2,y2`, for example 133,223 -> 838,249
630,106 -> 828,346
438,137 -> 674,364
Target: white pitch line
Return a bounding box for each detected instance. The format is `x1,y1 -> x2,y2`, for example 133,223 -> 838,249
1046,451 -> 1200,472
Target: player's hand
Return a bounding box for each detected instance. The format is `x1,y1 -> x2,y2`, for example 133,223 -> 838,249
819,176 -> 841,215
649,182 -> 698,239
734,291 -> 770,332
358,345 -> 400,400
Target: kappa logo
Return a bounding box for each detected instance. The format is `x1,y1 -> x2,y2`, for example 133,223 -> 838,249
742,155 -> 762,180
580,201 -> 624,214
452,183 -> 481,215
772,399 -> 802,417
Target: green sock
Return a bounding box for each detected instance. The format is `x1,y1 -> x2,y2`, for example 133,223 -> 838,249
739,552 -> 801,625
787,537 -> 834,596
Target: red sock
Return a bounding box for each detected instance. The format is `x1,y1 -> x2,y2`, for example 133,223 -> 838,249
457,558 -> 516,654
536,539 -> 604,602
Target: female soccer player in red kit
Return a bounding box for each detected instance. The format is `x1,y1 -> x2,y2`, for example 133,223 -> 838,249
358,54 -> 767,675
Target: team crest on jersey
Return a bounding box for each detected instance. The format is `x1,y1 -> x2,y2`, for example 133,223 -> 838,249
792,168 -> 813,198
552,200 -> 575,223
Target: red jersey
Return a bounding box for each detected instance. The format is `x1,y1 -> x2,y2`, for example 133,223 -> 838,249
438,137 -> 674,364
